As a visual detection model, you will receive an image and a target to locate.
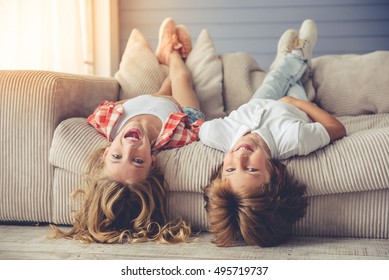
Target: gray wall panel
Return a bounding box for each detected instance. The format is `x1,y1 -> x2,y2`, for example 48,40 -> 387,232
119,0 -> 389,69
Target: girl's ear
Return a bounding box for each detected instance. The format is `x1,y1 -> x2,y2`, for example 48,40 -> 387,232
151,155 -> 157,168
103,147 -> 109,158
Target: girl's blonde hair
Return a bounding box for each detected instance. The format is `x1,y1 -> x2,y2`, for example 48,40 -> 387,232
204,159 -> 307,247
50,145 -> 191,244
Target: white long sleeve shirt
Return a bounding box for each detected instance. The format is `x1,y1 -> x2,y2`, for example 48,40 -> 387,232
199,99 -> 330,160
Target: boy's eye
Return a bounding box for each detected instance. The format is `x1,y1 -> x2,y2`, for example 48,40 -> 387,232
247,168 -> 258,172
112,154 -> 122,160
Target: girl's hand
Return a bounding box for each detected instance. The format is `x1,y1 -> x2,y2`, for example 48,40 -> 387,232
115,99 -> 129,105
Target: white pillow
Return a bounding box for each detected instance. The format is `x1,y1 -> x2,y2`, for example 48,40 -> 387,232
114,28 -> 167,100
115,28 -> 225,119
186,29 -> 225,119
312,51 -> 389,116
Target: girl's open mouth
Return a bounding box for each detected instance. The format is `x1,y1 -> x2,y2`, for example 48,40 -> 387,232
124,128 -> 141,141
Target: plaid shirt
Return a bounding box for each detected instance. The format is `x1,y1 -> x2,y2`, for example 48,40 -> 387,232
87,101 -> 204,150
87,101 -> 123,141
153,112 -> 204,150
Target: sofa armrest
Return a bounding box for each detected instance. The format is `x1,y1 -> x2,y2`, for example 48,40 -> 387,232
1,70 -> 119,125
0,70 -> 119,223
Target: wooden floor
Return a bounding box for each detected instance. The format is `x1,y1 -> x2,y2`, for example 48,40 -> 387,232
0,224 -> 388,260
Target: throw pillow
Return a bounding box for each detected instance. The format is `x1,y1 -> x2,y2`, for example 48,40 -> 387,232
186,29 -> 225,119
115,28 -> 167,100
115,28 -> 225,119
312,51 -> 389,116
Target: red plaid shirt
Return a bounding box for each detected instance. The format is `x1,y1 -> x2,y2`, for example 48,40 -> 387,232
87,101 -> 123,141
154,112 -> 204,150
87,101 -> 204,150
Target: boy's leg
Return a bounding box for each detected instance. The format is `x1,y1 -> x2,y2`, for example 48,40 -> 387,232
250,54 -> 307,101
285,19 -> 318,100
251,29 -> 304,101
268,29 -> 298,72
294,19 -> 317,84
286,81 -> 308,101
250,19 -> 317,101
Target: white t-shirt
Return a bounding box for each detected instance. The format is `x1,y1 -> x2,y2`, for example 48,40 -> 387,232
199,99 -> 330,160
110,95 -> 181,139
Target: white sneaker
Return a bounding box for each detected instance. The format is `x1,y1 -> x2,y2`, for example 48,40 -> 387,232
269,29 -> 298,71
295,19 -> 317,67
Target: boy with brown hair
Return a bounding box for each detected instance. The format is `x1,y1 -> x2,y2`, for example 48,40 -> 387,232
200,19 -> 346,247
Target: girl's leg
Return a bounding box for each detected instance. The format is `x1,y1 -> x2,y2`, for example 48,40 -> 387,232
169,50 -> 200,110
155,18 -> 199,109
154,76 -> 172,97
155,18 -> 182,65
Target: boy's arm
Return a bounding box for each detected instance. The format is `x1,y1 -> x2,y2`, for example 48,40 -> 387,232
279,96 -> 346,142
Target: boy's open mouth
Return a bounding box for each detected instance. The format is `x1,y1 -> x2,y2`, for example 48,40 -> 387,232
124,128 -> 141,141
235,144 -> 253,153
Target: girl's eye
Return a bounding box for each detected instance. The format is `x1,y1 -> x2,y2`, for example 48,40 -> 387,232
247,168 -> 258,172
112,154 -> 122,160
133,158 -> 144,164
226,168 -> 235,172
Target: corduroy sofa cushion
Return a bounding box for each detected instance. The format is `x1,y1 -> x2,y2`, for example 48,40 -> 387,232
50,113 -> 389,237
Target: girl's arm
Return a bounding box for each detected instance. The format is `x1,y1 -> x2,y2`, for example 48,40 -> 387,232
279,96 -> 346,142
115,99 -> 129,105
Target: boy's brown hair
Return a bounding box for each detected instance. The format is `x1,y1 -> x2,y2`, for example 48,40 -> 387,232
203,159 -> 308,247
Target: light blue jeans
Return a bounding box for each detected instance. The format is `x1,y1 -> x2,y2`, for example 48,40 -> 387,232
250,53 -> 308,101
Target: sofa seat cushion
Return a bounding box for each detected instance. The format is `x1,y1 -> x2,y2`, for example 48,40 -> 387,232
49,115 -> 389,238
166,187 -> 389,238
50,113 -> 389,198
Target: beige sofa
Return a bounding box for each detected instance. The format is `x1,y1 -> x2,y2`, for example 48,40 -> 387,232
1,29 -> 388,240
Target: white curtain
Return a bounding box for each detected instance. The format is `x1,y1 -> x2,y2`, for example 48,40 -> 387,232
0,0 -> 94,75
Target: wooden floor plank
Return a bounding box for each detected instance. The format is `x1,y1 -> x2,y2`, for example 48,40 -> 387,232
0,225 -> 388,260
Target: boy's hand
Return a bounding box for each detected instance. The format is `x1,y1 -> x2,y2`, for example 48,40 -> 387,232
279,96 -> 346,142
279,96 -> 301,106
